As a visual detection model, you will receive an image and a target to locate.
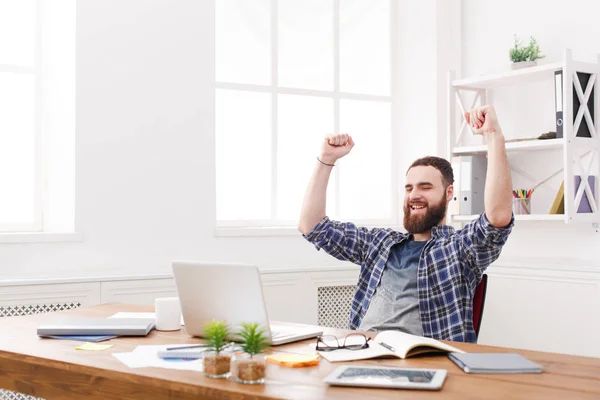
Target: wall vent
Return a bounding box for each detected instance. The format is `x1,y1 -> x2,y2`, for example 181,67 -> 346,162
317,285 -> 354,329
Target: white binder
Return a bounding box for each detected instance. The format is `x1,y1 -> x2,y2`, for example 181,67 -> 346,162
554,70 -> 563,138
460,155 -> 487,215
449,156 -> 461,216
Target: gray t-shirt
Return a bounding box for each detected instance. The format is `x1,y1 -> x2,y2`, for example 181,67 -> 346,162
359,239 -> 427,335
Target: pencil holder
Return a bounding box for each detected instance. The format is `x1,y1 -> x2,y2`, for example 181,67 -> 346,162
512,198 -> 531,215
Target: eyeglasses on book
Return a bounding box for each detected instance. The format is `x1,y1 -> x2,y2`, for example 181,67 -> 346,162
316,333 -> 371,352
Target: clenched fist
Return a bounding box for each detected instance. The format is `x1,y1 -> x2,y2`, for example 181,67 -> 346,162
320,133 -> 354,165
465,105 -> 502,136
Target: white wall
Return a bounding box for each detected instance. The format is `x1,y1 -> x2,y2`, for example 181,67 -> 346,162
396,0 -> 460,192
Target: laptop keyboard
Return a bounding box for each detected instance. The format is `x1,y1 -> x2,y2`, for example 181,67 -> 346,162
270,325 -> 297,339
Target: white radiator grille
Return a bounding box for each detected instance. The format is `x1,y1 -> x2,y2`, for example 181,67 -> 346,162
0,301 -> 81,400
0,302 -> 81,318
0,392 -> 38,400
317,285 -> 355,329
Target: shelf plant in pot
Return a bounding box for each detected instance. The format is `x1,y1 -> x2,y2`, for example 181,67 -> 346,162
509,35 -> 544,69
235,322 -> 269,384
203,320 -> 232,378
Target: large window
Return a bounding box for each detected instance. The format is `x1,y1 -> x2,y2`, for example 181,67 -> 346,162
215,0 -> 396,231
0,0 -> 75,234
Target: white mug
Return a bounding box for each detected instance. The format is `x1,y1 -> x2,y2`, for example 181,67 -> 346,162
155,297 -> 182,331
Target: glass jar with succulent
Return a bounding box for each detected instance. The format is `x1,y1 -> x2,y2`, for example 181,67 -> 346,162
202,320 -> 232,378
235,322 -> 269,384
509,35 -> 545,69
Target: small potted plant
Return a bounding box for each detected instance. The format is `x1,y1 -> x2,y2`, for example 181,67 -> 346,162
235,322 -> 269,384
509,35 -> 544,69
203,320 -> 231,378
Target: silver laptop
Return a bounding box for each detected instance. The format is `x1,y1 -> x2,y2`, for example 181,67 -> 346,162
172,261 -> 323,346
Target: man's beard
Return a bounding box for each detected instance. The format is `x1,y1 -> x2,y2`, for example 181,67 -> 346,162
403,194 -> 448,234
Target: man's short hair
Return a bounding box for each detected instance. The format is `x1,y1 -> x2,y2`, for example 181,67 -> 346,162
407,156 -> 454,188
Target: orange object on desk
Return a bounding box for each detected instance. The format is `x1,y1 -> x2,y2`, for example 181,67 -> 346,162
267,353 -> 320,368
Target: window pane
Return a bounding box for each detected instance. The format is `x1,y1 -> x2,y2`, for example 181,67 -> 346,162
0,0 -> 36,67
339,99 -> 391,219
279,0 -> 333,90
340,0 -> 390,95
0,73 -> 36,224
216,0 -> 270,85
277,95 -> 334,221
43,0 -> 76,232
216,89 -> 271,220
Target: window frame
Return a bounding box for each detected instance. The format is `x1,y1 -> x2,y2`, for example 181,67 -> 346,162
0,0 -> 43,233
0,0 -> 78,242
215,0 -> 402,235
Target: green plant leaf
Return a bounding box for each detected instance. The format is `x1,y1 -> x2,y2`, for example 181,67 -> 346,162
203,320 -> 230,354
238,322 -> 269,357
509,35 -> 544,62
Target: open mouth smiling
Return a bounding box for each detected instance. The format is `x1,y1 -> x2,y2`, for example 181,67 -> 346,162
410,204 -> 427,212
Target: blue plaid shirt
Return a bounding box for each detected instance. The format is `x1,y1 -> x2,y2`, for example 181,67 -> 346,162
303,213 -> 513,343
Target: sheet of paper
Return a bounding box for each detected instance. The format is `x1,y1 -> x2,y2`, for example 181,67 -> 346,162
109,312 -> 156,319
108,312 -> 185,326
112,344 -> 203,372
76,342 -> 114,351
113,352 -> 148,368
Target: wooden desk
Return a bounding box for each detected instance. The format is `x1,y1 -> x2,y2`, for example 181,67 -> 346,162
0,303 -> 598,400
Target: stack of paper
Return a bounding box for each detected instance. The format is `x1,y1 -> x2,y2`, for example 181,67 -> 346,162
113,345 -> 204,372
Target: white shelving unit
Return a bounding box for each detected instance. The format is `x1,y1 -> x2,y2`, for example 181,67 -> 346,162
452,214 -> 566,222
447,49 -> 600,225
452,62 -> 564,90
453,138 -> 564,156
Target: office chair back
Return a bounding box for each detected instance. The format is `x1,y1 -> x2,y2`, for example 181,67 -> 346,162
472,273 -> 488,337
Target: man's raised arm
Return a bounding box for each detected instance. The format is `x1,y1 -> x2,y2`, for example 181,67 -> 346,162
298,134 -> 354,235
465,105 -> 513,228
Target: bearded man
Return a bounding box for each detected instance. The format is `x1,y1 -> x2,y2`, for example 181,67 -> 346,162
298,105 -> 514,343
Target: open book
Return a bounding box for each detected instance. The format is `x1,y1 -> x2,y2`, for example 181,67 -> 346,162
317,331 -> 465,363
